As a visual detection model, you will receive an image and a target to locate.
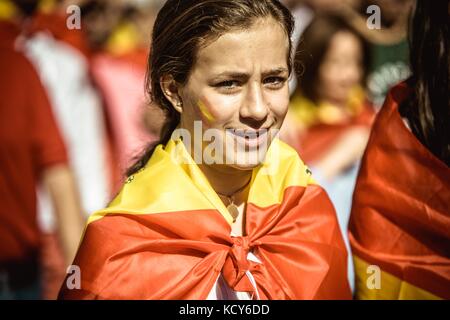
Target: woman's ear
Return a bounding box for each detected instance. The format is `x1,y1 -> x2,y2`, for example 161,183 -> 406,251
160,74 -> 183,113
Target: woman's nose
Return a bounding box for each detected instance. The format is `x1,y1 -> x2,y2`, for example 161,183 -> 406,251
342,63 -> 361,84
240,84 -> 268,122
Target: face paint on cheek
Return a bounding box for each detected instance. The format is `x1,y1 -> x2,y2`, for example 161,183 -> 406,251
197,99 -> 216,124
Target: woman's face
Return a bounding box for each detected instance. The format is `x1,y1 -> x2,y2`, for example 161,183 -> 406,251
176,18 -> 290,170
317,31 -> 363,106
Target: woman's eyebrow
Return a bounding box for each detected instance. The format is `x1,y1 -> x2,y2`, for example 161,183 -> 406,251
212,72 -> 249,80
262,67 -> 289,77
212,67 -> 288,80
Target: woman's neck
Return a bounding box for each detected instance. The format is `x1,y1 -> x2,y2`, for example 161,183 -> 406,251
198,163 -> 252,204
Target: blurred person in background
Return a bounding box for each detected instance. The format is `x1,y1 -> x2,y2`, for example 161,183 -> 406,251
283,15 -> 374,291
283,0 -> 414,108
0,0 -> 84,299
0,0 -> 110,298
82,0 -> 165,187
340,0 -> 414,108
349,0 -> 449,299
281,0 -> 360,95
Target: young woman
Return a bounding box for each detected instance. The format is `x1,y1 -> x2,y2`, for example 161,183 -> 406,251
58,0 -> 351,300
349,0 -> 449,299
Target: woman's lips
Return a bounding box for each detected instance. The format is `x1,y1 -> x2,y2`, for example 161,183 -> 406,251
225,128 -> 270,149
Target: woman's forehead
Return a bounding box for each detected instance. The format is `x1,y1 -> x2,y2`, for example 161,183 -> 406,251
194,19 -> 289,75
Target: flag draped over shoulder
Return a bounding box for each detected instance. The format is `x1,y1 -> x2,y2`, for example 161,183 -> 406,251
349,82 -> 450,300
59,139 -> 351,300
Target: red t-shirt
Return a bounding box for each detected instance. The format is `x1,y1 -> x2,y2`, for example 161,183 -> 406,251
0,21 -> 68,262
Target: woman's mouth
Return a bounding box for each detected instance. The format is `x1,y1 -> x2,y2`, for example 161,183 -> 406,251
225,128 -> 270,149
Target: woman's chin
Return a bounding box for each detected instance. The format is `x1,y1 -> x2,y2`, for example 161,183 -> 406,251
226,162 -> 260,171
224,149 -> 268,170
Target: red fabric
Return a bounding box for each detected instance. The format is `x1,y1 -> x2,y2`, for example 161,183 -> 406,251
349,82 -> 450,299
0,22 -> 68,261
29,12 -> 90,58
59,185 -> 351,300
298,102 -> 374,164
0,20 -> 20,48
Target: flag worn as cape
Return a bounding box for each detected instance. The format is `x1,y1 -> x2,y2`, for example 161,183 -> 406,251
59,139 -> 351,299
349,82 -> 450,300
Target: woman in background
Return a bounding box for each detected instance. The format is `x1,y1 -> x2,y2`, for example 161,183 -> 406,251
349,0 -> 449,299
284,15 -> 374,290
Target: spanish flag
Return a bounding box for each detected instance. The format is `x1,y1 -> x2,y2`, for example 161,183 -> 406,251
58,139 -> 351,299
349,82 -> 450,300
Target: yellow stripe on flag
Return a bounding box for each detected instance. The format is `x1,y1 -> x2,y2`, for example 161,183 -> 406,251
353,255 -> 441,300
87,139 -> 316,226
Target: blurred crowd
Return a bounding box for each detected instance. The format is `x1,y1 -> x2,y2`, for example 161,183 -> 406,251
0,0 -> 415,299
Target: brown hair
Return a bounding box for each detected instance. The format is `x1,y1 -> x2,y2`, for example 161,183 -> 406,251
127,0 -> 294,176
294,15 -> 370,104
399,0 -> 449,166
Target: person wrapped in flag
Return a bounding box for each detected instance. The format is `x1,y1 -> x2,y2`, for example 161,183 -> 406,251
349,0 -> 449,300
58,0 -> 351,300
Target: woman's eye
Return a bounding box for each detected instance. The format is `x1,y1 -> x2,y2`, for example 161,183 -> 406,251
263,76 -> 286,89
216,80 -> 240,89
213,80 -> 241,93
